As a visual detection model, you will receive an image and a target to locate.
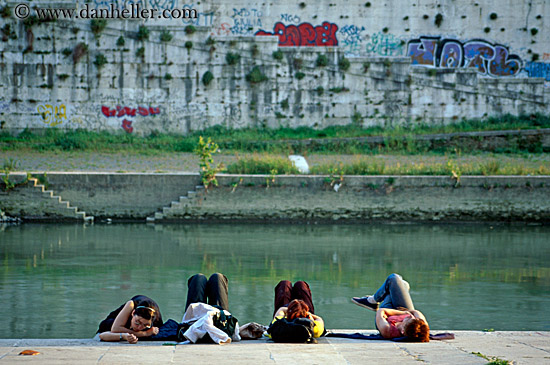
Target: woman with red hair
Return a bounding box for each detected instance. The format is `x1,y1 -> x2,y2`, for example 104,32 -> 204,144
352,273 -> 430,342
272,280 -> 324,338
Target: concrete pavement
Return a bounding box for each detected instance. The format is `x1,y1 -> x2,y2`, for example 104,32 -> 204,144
1,331 -> 549,364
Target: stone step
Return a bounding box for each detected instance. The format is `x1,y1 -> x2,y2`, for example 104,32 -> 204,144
154,212 -> 164,220
146,216 -> 155,223
170,201 -> 181,210
187,191 -> 197,198
179,196 -> 189,203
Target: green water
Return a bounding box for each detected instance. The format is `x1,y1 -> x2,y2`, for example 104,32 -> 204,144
1,223 -> 549,339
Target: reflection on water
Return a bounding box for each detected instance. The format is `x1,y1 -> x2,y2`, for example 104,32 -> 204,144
1,223 -> 549,338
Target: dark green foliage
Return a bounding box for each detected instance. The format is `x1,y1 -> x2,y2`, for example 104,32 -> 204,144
423,14 -> 429,20
185,41 -> 193,49
281,99 -> 289,110
382,27 -> 389,33
164,73 -> 172,80
91,19 -> 107,36
160,29 -> 173,42
116,36 -> 125,47
136,47 -> 145,58
206,37 -> 216,45
137,25 -> 149,41
365,2 -> 371,7
184,25 -> 196,34
295,72 -> 305,80
339,57 -> 351,71
272,50 -> 283,60
226,52 -> 241,65
93,53 -> 108,69
530,28 -> 538,36
1,5 -> 11,18
434,13 -> 443,27
62,48 -> 72,57
293,58 -> 303,70
246,66 -> 268,84
202,71 -> 214,86
316,86 -> 324,96
490,12 -> 498,20
316,54 -> 328,67
484,27 -> 491,33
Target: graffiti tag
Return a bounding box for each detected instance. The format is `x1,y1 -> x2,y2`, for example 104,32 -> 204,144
181,3 -> 214,26
37,104 -> 67,127
281,13 -> 301,24
338,25 -> 365,55
255,22 -> 338,47
366,32 -> 404,57
524,62 -> 550,81
407,37 -> 522,77
230,7 -> 263,35
122,119 -> 133,133
101,105 -> 160,117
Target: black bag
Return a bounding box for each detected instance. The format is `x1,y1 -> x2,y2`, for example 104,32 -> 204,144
176,322 -> 192,342
267,317 -> 316,343
212,305 -> 238,338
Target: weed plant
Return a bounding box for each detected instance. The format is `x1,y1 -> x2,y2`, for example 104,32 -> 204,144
226,155 -> 299,174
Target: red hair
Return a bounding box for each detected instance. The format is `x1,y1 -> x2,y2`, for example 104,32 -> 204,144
403,319 -> 430,342
286,299 -> 309,320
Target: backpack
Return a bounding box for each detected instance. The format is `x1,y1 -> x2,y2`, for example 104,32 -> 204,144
267,317 -> 316,343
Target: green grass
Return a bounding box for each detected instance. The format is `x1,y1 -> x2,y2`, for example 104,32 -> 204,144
229,155 -> 550,176
1,114 -> 549,155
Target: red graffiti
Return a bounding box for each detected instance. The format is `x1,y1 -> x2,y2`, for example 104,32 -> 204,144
255,22 -> 338,47
122,119 -> 133,133
117,106 -> 136,117
101,105 -> 116,117
102,105 -> 161,117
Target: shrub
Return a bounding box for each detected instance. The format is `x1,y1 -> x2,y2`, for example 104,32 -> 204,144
531,28 -> 538,36
202,70 -> 214,86
339,57 -> 351,71
272,50 -> 283,60
295,71 -> 305,80
164,73 -> 172,80
206,37 -> 215,45
116,36 -> 125,47
1,5 -> 11,18
484,27 -> 491,33
160,29 -> 173,42
226,52 -> 241,65
61,47 -> 72,57
226,155 -> 299,174
316,54 -> 328,67
185,41 -> 193,49
136,46 -> 145,58
91,19 -> 107,36
93,53 -> 108,69
434,13 -> 443,27
184,25 -> 196,34
293,57 -> 303,70
281,99 -> 289,110
316,86 -> 324,96
137,25 -> 149,41
490,13 -> 498,20
246,66 -> 268,83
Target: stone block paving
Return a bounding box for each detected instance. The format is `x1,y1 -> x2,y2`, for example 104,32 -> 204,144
1,331 -> 549,364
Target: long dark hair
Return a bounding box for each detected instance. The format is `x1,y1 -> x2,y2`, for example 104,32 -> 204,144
133,297 -> 159,321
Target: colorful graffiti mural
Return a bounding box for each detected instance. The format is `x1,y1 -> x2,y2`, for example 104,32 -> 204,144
338,25 -> 365,55
255,22 -> 338,47
365,32 -> 404,57
37,104 -> 67,127
230,7 -> 263,35
407,37 -> 522,77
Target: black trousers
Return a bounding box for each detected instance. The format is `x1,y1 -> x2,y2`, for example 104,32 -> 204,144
185,273 -> 229,311
274,280 -> 315,317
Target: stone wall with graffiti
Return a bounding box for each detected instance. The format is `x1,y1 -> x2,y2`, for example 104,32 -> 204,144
0,0 -> 549,134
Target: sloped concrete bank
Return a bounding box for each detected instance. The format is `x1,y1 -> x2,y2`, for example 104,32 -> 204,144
2,173 -> 550,223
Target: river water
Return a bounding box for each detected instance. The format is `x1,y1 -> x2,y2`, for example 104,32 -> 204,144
1,223 -> 549,338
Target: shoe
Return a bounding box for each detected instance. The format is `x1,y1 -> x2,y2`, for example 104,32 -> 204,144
351,296 -> 379,311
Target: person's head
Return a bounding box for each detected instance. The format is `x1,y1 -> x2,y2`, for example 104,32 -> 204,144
130,305 -> 157,331
286,299 -> 309,320
402,317 -> 430,342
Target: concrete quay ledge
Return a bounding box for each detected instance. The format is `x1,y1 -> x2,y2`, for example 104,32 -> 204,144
1,331 -> 549,364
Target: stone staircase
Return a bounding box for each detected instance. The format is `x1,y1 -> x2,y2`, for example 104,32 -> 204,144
146,185 -> 205,223
29,178 -> 94,223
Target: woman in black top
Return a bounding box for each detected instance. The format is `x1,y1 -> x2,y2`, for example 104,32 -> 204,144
97,295 -> 163,343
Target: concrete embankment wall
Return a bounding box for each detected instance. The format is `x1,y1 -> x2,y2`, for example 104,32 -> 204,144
1,173 -> 550,222
1,0 -> 549,135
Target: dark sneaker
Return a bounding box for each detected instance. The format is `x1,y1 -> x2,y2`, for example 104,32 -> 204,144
351,296 -> 379,311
